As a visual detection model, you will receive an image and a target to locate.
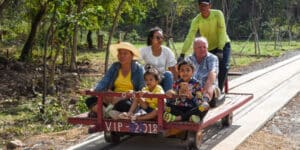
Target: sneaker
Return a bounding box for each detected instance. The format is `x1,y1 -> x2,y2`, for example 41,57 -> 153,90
88,111 -> 97,118
198,101 -> 210,112
163,112 -> 176,122
189,115 -> 201,123
88,125 -> 97,134
103,104 -> 114,118
214,87 -> 221,98
108,110 -> 120,120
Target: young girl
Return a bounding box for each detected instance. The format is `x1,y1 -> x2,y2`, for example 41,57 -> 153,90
164,60 -> 210,123
119,65 -> 165,121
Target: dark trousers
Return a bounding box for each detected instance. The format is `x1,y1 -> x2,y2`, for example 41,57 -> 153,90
211,43 -> 231,91
168,105 -> 208,121
113,99 -> 132,112
85,96 -> 131,112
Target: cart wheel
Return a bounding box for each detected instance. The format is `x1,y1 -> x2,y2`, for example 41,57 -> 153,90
104,131 -> 120,144
186,130 -> 203,150
221,112 -> 233,127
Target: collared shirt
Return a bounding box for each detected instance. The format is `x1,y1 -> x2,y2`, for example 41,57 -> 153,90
185,52 -> 219,87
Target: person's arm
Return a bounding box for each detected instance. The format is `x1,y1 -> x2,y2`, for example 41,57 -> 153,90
128,97 -> 139,115
168,66 -> 178,81
133,61 -> 145,91
135,110 -> 158,121
181,17 -> 199,55
217,10 -> 227,50
94,63 -> 116,92
165,47 -> 178,80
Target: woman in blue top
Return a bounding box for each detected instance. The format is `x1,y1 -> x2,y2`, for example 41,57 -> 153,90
85,42 -> 145,118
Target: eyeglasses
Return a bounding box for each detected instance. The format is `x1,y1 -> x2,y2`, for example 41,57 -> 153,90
154,36 -> 163,40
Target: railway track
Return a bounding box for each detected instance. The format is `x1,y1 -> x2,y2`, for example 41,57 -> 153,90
68,54 -> 300,150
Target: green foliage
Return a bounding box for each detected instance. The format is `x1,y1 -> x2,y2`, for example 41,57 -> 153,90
35,102 -> 69,125
126,29 -> 140,42
0,97 -> 73,144
75,96 -> 89,113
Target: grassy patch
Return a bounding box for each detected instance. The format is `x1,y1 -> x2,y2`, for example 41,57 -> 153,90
0,96 -> 84,146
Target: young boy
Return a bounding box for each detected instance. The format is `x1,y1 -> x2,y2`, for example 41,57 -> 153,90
164,60 -> 210,123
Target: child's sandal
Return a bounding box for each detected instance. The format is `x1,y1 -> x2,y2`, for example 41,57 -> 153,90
163,112 -> 176,122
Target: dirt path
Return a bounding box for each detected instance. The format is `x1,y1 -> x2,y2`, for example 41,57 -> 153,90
237,93 -> 300,150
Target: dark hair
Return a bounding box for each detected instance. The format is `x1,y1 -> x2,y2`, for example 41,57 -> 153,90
178,60 -> 195,71
85,96 -> 97,109
144,64 -> 161,82
147,27 -> 163,46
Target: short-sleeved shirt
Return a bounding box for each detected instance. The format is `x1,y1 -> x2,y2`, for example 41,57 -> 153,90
167,78 -> 202,107
140,46 -> 177,73
142,85 -> 164,109
114,70 -> 133,92
186,53 -> 219,87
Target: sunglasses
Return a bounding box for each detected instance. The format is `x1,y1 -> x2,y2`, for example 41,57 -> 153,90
153,36 -> 163,40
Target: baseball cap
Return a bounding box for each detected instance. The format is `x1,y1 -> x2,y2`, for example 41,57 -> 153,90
198,0 -> 211,5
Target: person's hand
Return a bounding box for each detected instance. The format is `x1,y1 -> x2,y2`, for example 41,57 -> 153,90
135,91 -> 144,99
177,53 -> 185,63
79,90 -> 87,95
130,115 -> 137,121
79,89 -> 93,95
166,90 -> 175,98
186,91 -> 193,99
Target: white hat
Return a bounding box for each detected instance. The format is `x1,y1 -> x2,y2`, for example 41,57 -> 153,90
110,42 -> 141,60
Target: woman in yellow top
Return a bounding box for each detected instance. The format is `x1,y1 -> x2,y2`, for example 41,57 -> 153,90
85,42 -> 145,118
119,65 -> 164,121
179,0 -> 231,92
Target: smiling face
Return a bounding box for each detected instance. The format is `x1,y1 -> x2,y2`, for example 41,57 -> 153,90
179,64 -> 194,82
193,40 -> 208,61
117,49 -> 133,65
144,74 -> 159,91
151,31 -> 163,46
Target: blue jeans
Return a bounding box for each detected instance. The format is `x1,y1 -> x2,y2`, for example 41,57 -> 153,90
211,43 -> 231,91
160,71 -> 173,92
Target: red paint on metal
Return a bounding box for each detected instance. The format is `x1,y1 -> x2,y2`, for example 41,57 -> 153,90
68,92 -> 253,134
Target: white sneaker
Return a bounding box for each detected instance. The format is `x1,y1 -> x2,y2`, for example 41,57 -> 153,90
103,104 -> 114,118
108,110 -> 120,120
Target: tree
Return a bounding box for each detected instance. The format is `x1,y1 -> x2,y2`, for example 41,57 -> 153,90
0,0 -> 10,16
251,0 -> 261,55
19,0 -> 52,61
70,0 -> 83,70
104,0 -> 126,72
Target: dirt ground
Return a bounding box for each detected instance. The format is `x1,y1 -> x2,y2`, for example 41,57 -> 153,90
237,93 -> 300,150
